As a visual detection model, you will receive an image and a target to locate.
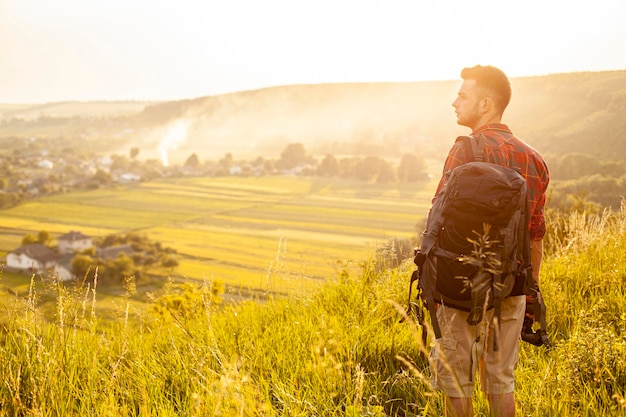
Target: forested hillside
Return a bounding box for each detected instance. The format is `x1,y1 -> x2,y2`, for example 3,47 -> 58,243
509,71 -> 626,160
130,70 -> 626,160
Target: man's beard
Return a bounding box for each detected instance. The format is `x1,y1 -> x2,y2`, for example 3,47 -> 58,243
456,111 -> 480,129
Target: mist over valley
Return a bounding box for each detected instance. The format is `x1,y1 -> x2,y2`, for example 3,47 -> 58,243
2,70 -> 624,167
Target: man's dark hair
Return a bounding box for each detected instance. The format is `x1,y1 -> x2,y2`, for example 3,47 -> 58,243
461,65 -> 512,114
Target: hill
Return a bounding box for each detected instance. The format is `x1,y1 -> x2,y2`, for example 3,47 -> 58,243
508,71 -> 626,160
0,101 -> 155,120
1,70 -> 624,164
129,70 -> 626,163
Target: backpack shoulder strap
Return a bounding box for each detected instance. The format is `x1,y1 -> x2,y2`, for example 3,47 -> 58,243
458,135 -> 486,162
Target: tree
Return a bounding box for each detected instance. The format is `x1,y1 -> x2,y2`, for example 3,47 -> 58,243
354,156 -> 386,182
100,233 -> 124,248
317,154 -> 339,177
376,160 -> 396,183
21,235 -> 38,246
0,192 -> 20,208
63,164 -> 80,178
110,154 -> 129,171
161,255 -> 179,271
37,230 -> 51,245
263,159 -> 276,175
599,160 -> 626,177
71,255 -> 95,281
338,157 -> 358,178
184,153 -> 200,169
97,254 -> 135,283
142,254 -> 158,268
555,153 -> 600,180
110,254 -> 135,282
397,153 -> 427,182
219,153 -> 233,169
92,169 -> 113,186
130,147 -> 140,160
276,143 -> 307,170
252,156 -> 265,167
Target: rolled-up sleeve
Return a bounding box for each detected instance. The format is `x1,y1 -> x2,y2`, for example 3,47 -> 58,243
528,158 -> 550,240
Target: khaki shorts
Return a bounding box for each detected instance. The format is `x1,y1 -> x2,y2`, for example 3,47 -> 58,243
429,295 -> 525,398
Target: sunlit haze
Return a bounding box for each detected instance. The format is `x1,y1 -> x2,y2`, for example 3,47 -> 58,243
1,0 -> 625,103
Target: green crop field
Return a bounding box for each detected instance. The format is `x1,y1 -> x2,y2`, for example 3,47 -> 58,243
0,176 -> 437,295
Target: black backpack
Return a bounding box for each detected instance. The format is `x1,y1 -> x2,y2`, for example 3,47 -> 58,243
413,135 -> 540,350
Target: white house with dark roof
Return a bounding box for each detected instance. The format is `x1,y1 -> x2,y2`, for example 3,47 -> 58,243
57,231 -> 93,254
5,243 -> 77,282
5,243 -> 61,272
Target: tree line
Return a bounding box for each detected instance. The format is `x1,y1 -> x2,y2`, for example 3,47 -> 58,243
0,138 -> 430,210
1,133 -> 624,214
547,151 -> 626,211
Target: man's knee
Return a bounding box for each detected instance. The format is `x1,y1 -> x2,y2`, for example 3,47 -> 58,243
445,396 -> 473,417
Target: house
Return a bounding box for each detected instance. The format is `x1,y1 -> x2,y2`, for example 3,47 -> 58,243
116,173 -> 141,184
58,231 -> 93,254
54,254 -> 76,282
96,244 -> 135,260
37,160 -> 54,169
5,243 -> 61,273
5,243 -> 76,281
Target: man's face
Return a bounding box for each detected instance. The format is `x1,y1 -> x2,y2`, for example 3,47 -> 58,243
452,79 -> 484,130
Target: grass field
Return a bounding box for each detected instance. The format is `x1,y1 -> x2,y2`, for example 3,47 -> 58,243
0,176 -> 437,296
0,206 -> 624,416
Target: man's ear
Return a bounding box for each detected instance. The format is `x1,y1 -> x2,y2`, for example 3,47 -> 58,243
479,97 -> 492,114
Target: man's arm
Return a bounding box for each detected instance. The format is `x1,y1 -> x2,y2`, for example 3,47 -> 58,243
530,239 -> 543,285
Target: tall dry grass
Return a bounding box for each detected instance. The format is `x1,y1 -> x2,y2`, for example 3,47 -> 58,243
0,204 -> 624,416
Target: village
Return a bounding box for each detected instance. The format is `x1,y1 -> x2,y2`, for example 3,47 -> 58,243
0,137 -> 238,209
3,227 -> 179,284
5,231 -> 131,282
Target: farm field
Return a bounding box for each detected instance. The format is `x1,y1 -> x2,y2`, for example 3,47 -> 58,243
0,175 -> 437,296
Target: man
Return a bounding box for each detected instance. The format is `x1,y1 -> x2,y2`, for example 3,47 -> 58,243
429,65 -> 549,417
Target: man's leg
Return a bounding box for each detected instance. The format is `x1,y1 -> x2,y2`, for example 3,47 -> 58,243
481,296 -> 525,417
487,392 -> 515,417
431,305 -> 492,417
429,305 -> 482,410
446,396 -> 474,417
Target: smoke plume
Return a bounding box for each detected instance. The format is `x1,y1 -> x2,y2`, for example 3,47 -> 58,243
158,120 -> 189,166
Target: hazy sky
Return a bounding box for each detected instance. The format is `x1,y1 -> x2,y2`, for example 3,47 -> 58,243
1,0 -> 625,103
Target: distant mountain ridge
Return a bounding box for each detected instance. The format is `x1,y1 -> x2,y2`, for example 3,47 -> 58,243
2,70 -> 625,163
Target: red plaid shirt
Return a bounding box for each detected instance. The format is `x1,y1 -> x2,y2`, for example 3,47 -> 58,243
436,123 -> 550,240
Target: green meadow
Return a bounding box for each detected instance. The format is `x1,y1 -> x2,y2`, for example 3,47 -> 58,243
0,176 -> 435,295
